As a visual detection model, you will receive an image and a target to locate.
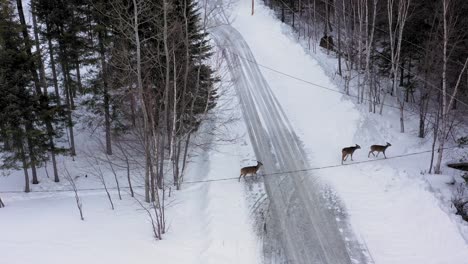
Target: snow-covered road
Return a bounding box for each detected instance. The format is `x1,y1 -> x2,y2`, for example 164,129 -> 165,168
210,18 -> 367,264
210,0 -> 468,263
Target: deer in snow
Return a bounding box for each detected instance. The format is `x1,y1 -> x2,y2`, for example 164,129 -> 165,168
368,142 -> 392,159
341,144 -> 361,164
239,161 -> 263,182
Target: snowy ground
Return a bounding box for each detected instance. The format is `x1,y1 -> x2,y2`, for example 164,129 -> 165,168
0,63 -> 261,264
2,0 -> 468,264
227,0 -> 468,263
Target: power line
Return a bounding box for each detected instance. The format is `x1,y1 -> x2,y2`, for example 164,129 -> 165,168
0,185 -> 145,194
0,146 -> 460,194
226,49 -> 423,117
272,0 -> 468,109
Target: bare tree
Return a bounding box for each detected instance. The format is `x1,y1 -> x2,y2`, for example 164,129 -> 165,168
88,157 -> 115,210
387,0 -> 411,132
116,140 -> 134,197
433,0 -> 468,174
64,165 -> 84,220
133,194 -> 165,240
104,150 -> 122,200
365,0 -> 378,112
98,29 -> 113,156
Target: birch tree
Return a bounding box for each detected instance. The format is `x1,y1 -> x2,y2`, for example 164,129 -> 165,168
434,0 -> 468,174
387,0 -> 411,132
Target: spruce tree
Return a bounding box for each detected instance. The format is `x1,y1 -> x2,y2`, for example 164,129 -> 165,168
0,0 -> 47,191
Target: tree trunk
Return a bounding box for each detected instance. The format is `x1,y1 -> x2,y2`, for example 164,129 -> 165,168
171,51 -> 179,188
174,139 -> 182,189
16,0 -> 41,95
17,136 -> 30,193
180,132 -> 191,177
400,60 -> 405,87
125,153 -> 134,197
49,134 -> 59,182
46,21 -> 61,106
418,100 -> 426,138
281,3 -> 285,22
25,122 -> 39,184
99,30 -> 112,155
31,4 -> 48,96
292,0 -> 295,29
336,0 -> 342,76
387,0 -> 410,132
75,61 -> 83,94
429,97 -> 440,174
61,59 -> 76,156
132,0 -> 151,202
419,64 -> 429,136
399,104 -> 405,133
435,0 -> 449,174
129,88 -> 136,126
65,64 -> 75,110
157,0 -> 171,191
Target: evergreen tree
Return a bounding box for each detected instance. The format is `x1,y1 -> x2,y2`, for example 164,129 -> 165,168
0,0 -> 47,191
173,0 -> 218,135
33,0 -> 88,156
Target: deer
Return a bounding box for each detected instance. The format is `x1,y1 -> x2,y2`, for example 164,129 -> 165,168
368,142 -> 392,159
341,144 -> 361,164
239,161 -> 263,182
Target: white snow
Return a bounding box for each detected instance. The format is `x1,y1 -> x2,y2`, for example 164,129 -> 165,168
0,61 -> 261,264
2,0 -> 468,263
228,0 -> 468,263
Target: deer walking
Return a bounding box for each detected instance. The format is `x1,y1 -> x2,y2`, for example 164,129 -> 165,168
239,161 -> 263,182
368,142 -> 392,158
341,144 -> 361,164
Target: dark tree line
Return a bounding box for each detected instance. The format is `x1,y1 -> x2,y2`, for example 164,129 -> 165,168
0,0 -> 217,209
264,0 -> 468,173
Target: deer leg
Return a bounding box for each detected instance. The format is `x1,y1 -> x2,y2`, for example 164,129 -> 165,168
383,151 -> 387,159
376,152 -> 380,157
239,174 -> 243,182
351,153 -> 354,161
368,151 -> 372,158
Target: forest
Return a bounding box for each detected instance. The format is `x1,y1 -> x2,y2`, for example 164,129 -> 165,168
264,0 -> 468,172
1,0 -> 468,232
0,0 -> 218,231
1,0 -> 468,260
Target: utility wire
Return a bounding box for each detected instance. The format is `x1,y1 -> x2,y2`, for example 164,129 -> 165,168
273,0 -> 468,109
1,5 -> 463,194
226,49 -> 413,114
0,146 -> 460,194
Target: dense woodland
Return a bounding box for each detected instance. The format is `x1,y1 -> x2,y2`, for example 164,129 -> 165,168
0,0 -> 217,224
1,0 -> 468,222
264,0 -> 468,172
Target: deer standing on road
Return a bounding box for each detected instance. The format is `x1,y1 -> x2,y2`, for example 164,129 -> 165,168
341,144 -> 361,164
239,161 -> 263,181
368,142 -> 392,158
